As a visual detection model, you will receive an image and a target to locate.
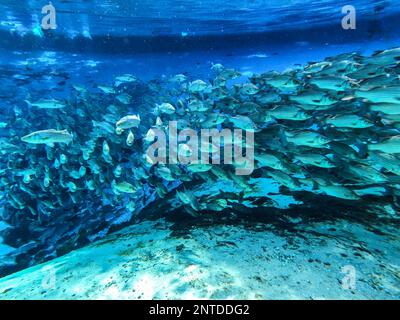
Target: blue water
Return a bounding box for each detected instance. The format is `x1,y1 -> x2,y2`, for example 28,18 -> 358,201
1,1 -> 399,83
0,0 -> 399,298
1,0 -> 398,37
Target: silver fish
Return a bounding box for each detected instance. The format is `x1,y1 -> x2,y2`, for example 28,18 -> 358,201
21,129 -> 73,145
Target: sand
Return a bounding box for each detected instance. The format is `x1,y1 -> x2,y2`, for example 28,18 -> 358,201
0,216 -> 398,300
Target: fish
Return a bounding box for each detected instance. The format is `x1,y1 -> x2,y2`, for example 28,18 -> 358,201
318,59 -> 361,76
267,170 -> 299,190
318,185 -> 360,200
21,129 -> 73,145
367,48 -> 400,65
239,83 -> 259,95
98,85 -> 116,94
59,155 -> 68,166
255,154 -> 286,170
289,90 -> 337,106
112,180 -> 137,194
353,186 -> 388,197
72,85 -> 87,94
256,92 -> 281,104
263,73 -> 300,91
285,130 -> 331,148
178,144 -> 193,158
211,63 -> 225,73
143,128 -> 157,143
155,103 -> 175,115
66,182 -> 77,193
382,114 -> 400,124
188,100 -> 210,112
176,189 -> 200,211
303,61 -> 332,74
294,153 -> 335,168
188,80 -> 208,93
368,152 -> 400,176
228,115 -> 256,131
116,115 -> 141,129
346,164 -> 388,183
369,103 -> 400,115
113,165 -> 123,178
116,93 -> 132,105
169,74 -> 187,83
266,105 -> 310,121
308,76 -> 353,91
357,74 -> 399,91
25,99 -> 66,109
368,136 -> 400,154
79,166 -> 86,177
212,65 -> 241,80
114,74 -> 137,86
102,140 -> 112,163
126,130 -> 135,146
328,141 -> 358,160
86,180 -> 96,191
325,114 -> 373,128
355,86 -> 400,104
156,166 -> 175,181
187,164 -> 212,173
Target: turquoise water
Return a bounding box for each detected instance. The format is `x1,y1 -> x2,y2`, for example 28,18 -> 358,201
0,1 -> 399,299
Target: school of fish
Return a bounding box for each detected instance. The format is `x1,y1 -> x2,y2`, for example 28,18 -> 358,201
1,47 -> 400,275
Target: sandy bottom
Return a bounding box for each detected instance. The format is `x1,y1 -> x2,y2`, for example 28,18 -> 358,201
0,217 -> 399,300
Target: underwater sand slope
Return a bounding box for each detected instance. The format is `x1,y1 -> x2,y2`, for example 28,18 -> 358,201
0,218 -> 399,299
